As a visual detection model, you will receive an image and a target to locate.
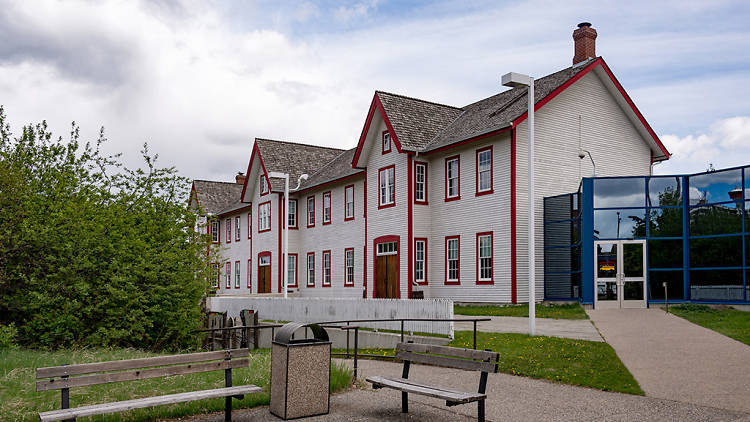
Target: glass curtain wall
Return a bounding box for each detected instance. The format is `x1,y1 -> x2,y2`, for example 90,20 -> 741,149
543,192 -> 582,300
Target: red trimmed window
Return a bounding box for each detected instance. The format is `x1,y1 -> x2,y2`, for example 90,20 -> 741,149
414,161 -> 428,204
288,199 -> 298,229
260,175 -> 269,195
287,254 -> 298,287
235,261 -> 241,288
378,165 -> 395,208
210,263 -> 219,288
445,236 -> 460,284
307,252 -> 315,287
382,131 -> 391,154
476,146 -> 493,195
476,232 -> 493,284
247,259 -> 252,288
445,156 -> 460,201
344,185 -> 355,221
307,196 -> 315,227
225,218 -> 232,243
225,262 -> 232,288
344,248 -> 354,286
322,250 -> 331,286
322,192 -> 332,225
235,216 -> 241,241
258,201 -> 271,232
414,238 -> 427,285
211,220 -> 219,243
247,211 -> 252,239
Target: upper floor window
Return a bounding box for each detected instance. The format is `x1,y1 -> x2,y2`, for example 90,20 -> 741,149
323,192 -> 332,224
382,131 -> 391,154
344,248 -> 354,286
379,165 -> 395,208
247,210 -> 252,238
288,199 -> 298,229
415,239 -> 426,284
445,156 -> 460,201
476,147 -> 493,195
445,236 -> 460,284
260,176 -> 269,195
235,216 -> 241,241
415,162 -> 427,204
225,218 -> 232,243
307,196 -> 315,227
477,232 -> 493,284
322,250 -> 331,286
211,220 -> 219,243
344,185 -> 354,220
258,202 -> 271,232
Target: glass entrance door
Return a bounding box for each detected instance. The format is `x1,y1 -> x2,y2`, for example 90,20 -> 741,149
594,240 -> 646,309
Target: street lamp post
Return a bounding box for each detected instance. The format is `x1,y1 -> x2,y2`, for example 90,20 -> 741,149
269,171 -> 308,299
502,72 -> 536,336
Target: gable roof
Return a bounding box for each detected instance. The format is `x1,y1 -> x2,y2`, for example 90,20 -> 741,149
376,92 -> 463,151
296,147 -> 363,193
191,180 -> 244,215
254,138 -> 345,191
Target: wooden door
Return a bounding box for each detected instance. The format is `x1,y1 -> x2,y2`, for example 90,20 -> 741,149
386,255 -> 398,298
259,266 -> 270,293
375,254 -> 399,298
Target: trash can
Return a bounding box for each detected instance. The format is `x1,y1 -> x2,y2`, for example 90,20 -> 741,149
270,322 -> 331,420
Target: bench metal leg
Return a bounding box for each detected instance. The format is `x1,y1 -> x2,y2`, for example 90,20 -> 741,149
478,399 -> 485,422
225,359 -> 232,421
401,392 -> 408,413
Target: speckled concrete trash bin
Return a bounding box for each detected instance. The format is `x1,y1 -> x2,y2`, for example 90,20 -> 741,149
270,322 -> 331,420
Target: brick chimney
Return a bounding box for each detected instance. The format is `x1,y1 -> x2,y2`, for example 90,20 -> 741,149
573,22 -> 597,65
235,172 -> 246,185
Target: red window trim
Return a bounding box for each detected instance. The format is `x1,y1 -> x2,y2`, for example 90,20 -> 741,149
225,218 -> 232,243
307,196 -> 315,228
235,216 -> 241,241
476,232 -> 494,285
344,248 -> 355,286
378,164 -> 396,209
344,184 -> 355,221
306,252 -> 315,287
260,175 -> 270,196
414,161 -> 428,205
382,130 -> 391,154
322,191 -> 332,225
247,258 -> 252,289
234,260 -> 241,288
225,261 -> 232,289
288,253 -> 298,287
258,201 -> 272,233
322,250 -> 332,287
444,155 -> 461,202
475,146 -> 494,196
247,211 -> 252,239
288,199 -> 298,230
444,235 -> 460,285
414,237 -> 428,285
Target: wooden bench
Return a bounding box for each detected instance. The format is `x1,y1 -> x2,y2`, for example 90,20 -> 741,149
366,342 -> 498,422
36,349 -> 260,422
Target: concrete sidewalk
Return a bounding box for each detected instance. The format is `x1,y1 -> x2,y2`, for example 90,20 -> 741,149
588,308 -> 750,413
461,316 -> 603,342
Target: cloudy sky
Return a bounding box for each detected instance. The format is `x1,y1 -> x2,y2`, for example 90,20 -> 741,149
1,0 -> 749,182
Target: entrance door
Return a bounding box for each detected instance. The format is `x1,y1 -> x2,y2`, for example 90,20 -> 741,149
594,240 -> 646,309
258,254 -> 271,294
375,241 -> 399,298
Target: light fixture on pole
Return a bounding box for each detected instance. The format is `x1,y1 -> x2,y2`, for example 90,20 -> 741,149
268,172 -> 308,299
578,149 -> 597,177
502,71 -> 536,337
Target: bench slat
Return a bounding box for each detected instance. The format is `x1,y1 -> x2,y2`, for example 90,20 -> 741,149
39,384 -> 261,422
396,350 -> 498,373
398,343 -> 498,363
37,359 -> 249,391
366,376 -> 485,404
37,349 -> 250,379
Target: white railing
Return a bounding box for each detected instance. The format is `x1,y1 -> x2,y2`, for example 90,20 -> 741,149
207,297 -> 455,337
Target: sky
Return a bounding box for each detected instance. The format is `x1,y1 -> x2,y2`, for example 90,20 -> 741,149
1,0 -> 750,182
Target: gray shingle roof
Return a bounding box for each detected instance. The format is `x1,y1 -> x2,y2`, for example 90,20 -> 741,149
298,148 -> 363,192
254,138 -> 345,191
192,180 -> 244,215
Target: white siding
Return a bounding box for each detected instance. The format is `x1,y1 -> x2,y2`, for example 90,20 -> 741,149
214,207 -> 253,295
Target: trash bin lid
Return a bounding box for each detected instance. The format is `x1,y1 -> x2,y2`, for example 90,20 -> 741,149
274,322 -> 329,345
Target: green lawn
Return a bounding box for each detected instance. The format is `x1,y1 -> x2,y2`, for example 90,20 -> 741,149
669,304 -> 750,346
0,347 -> 352,422
337,331 -> 642,395
455,303 -> 588,319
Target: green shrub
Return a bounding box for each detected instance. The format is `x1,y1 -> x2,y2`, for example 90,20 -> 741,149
0,323 -> 18,349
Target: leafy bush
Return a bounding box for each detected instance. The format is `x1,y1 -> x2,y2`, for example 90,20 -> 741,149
0,106 -> 214,351
0,323 -> 18,349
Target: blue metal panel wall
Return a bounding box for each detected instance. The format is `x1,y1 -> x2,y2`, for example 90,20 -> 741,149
581,178 -> 595,305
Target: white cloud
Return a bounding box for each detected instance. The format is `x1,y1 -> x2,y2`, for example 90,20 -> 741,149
333,0 -> 380,24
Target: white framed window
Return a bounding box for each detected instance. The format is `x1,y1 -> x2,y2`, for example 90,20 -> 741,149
225,262 -> 231,288
345,185 -> 354,220
235,216 -> 241,241
379,166 -> 395,207
211,220 -> 219,242
288,199 -> 297,228
446,157 -> 460,200
210,263 -> 218,288
477,233 -> 493,283
323,192 -> 331,224
376,241 -> 398,255
345,248 -> 354,286
415,162 -> 427,203
307,196 -> 315,227
259,254 -> 271,266
235,261 -> 240,288
415,239 -> 426,284
307,252 -> 315,287
260,176 -> 268,194
287,254 -> 297,287
225,218 -> 231,243
477,147 -> 493,194
322,250 -> 331,286
382,131 -> 391,153
247,259 -> 252,288
258,202 -> 271,232
446,236 -> 459,283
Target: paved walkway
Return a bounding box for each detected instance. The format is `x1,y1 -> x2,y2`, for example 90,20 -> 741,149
466,316 -> 603,342
588,308 -> 750,413
180,359 -> 750,421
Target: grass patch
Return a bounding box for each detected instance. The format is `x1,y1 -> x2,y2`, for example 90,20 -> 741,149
454,303 -> 588,319
669,304 -> 750,346
1,347 -> 352,422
